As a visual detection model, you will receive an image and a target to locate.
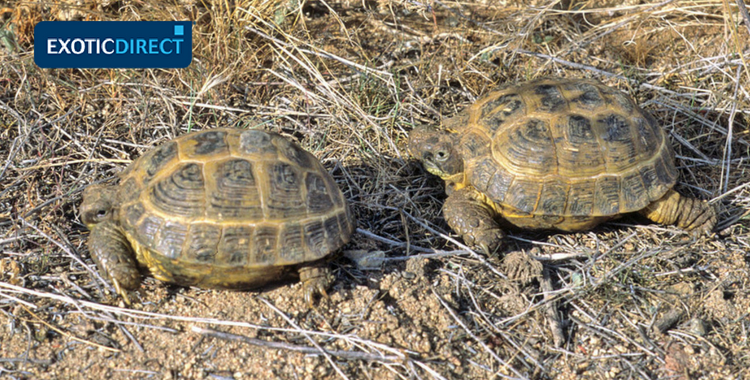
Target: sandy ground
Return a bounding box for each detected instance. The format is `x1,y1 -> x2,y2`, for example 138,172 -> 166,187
1,1 -> 749,379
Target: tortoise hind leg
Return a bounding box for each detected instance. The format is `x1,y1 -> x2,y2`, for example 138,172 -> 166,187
639,189 -> 717,235
443,186 -> 506,254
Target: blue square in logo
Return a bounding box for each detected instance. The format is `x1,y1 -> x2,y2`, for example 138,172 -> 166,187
174,25 -> 184,36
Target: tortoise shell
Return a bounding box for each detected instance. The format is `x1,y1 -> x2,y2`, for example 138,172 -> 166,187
113,128 -> 354,289
443,78 -> 678,230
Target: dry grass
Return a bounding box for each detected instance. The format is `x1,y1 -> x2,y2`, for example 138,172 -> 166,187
1,0 -> 749,379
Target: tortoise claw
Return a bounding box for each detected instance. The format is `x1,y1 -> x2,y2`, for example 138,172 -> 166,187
111,277 -> 132,306
468,228 -> 505,255
478,243 -> 491,255
299,266 -> 334,307
304,281 -> 330,307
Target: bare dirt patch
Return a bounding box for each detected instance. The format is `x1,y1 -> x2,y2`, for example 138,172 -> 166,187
1,1 -> 749,379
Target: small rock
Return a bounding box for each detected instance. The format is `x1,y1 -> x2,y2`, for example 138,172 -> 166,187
343,250 -> 384,270
689,318 -> 708,336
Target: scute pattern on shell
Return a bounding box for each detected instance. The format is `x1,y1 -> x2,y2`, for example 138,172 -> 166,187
457,78 -> 677,217
116,128 -> 353,287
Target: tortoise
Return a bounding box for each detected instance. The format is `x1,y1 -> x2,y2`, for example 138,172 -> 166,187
409,78 -> 717,253
80,128 -> 355,304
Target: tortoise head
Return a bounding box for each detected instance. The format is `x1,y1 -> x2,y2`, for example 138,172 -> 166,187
408,125 -> 464,179
80,184 -> 119,228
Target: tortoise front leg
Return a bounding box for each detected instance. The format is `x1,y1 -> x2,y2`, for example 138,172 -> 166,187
442,186 -> 506,254
88,221 -> 141,303
298,264 -> 334,306
640,189 -> 717,235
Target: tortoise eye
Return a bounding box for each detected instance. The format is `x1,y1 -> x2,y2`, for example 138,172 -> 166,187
85,209 -> 108,223
82,208 -> 108,225
435,150 -> 450,162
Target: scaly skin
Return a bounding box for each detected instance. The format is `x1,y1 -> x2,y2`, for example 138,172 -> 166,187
87,221 -> 140,303
640,189 -> 717,235
81,184 -> 140,303
442,187 -> 506,254
298,265 -> 334,306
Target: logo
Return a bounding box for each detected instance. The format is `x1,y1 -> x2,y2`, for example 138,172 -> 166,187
34,21 -> 192,69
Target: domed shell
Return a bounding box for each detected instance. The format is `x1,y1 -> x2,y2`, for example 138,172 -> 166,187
115,128 -> 354,288
452,78 -> 677,220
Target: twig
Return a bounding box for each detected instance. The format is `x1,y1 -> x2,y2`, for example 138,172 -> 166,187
720,64 -> 742,194
540,265 -> 565,347
17,217 -> 111,293
451,270 -> 548,371
15,159 -> 130,172
191,326 -> 405,362
0,105 -> 80,182
21,306 -> 120,353
0,281 -> 431,367
355,227 -> 431,252
402,211 -> 508,279
383,250 -> 471,261
737,0 -> 750,36
0,281 -> 349,336
507,48 -> 680,95
431,288 -> 527,380
244,26 -> 394,80
257,297 -> 350,380
115,319 -> 144,353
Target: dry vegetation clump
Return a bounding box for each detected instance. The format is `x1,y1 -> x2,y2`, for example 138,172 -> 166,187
1,0 -> 749,379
